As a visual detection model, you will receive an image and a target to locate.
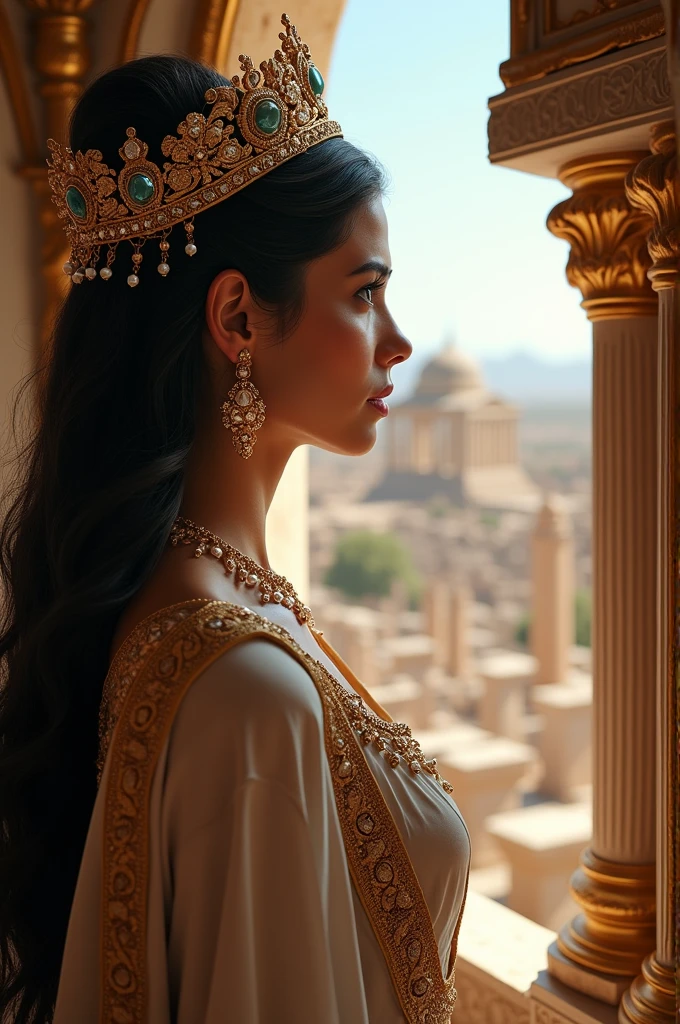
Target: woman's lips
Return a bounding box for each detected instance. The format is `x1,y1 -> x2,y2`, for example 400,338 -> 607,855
367,397 -> 389,416
366,383 -> 392,416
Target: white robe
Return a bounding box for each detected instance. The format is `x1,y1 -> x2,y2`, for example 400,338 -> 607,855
54,600 -> 470,1023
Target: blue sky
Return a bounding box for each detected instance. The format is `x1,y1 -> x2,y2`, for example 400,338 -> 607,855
326,0 -> 591,366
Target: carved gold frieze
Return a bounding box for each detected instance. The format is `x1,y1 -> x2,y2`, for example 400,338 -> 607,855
502,4 -> 665,87
626,122 -> 679,289
547,152 -> 656,320
489,45 -> 670,163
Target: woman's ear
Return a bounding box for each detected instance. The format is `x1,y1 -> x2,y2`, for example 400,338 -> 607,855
205,269 -> 255,362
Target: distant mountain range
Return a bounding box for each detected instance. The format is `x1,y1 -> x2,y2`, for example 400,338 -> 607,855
481,352 -> 591,403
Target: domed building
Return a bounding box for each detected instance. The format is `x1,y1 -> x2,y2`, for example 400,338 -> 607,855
366,336 -> 539,508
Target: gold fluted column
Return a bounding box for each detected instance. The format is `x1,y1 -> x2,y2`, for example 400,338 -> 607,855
618,122 -> 679,1024
18,0 -> 97,353
546,154 -> 659,1005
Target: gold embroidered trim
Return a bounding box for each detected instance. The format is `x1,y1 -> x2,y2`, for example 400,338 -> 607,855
98,599 -> 210,784
100,601 -> 464,1023
100,603 -> 454,798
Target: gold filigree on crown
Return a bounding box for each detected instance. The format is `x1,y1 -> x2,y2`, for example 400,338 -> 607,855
46,13 -> 343,287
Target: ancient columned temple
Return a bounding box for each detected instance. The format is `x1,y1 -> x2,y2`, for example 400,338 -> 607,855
367,336 -> 539,508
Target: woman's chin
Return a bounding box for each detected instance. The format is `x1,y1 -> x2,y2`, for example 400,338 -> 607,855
343,425 -> 379,456
313,424 -> 378,457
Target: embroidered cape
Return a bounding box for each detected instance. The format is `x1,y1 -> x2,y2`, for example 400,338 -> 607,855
98,599 -> 465,1023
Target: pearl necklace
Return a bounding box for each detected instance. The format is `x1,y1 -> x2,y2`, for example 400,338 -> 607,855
169,516 -> 315,628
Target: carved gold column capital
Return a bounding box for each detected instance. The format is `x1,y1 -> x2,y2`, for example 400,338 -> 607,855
547,153 -> 657,321
625,123 -> 679,292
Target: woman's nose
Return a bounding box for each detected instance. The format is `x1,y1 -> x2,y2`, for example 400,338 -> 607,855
383,328 -> 413,366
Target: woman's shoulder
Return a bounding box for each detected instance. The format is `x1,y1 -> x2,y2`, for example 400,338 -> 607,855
161,606 -> 329,826
99,598 -> 324,782
188,616 -> 325,723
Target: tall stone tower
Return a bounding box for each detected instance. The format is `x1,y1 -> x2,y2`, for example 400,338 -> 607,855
531,495 -> 575,685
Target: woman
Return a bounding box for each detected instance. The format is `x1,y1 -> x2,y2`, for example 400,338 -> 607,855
0,16 -> 470,1024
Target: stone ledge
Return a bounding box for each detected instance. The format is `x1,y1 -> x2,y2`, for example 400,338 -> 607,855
455,890 -> 555,1022
531,962 -> 621,1023
458,889 -> 556,989
453,892 -> 622,1024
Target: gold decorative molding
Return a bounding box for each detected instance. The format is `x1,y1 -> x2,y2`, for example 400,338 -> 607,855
12,0 -> 98,353
118,0 -> 152,65
510,0 -> 533,56
547,152 -> 657,320
547,0 -> 641,33
0,0 -> 40,164
188,0 -> 240,71
550,850 -> 656,994
22,0 -> 95,141
500,7 -> 665,87
625,122 -> 679,289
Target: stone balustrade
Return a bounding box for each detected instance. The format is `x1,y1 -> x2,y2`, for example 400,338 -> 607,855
453,889 -> 621,1024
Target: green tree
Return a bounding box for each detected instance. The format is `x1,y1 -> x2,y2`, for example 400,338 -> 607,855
479,510 -> 500,529
574,588 -> 592,647
514,588 -> 592,650
514,612 -> 530,648
427,496 -> 450,519
325,529 -> 422,607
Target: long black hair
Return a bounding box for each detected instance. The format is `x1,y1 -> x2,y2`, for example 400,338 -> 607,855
0,53 -> 387,1022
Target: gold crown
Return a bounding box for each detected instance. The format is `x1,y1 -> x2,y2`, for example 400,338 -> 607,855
46,13 -> 343,287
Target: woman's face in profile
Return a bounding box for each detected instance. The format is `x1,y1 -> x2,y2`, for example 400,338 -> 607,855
248,195 -> 413,457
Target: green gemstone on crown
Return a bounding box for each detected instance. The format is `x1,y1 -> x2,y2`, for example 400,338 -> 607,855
128,173 -> 155,205
65,185 -> 86,219
308,65 -> 324,96
254,99 -> 282,135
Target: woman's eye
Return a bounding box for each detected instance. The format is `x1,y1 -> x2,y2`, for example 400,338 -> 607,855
356,278 -> 386,306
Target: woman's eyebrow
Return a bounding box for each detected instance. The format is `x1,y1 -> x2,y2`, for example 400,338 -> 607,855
347,260 -> 393,277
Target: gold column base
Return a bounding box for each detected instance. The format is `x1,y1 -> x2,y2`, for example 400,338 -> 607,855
549,848 -> 655,1005
618,953 -> 677,1023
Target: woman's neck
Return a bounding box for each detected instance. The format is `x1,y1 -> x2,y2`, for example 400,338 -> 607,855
181,418 -> 295,571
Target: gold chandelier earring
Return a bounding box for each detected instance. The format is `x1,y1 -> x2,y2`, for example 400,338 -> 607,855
220,347 -> 267,459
